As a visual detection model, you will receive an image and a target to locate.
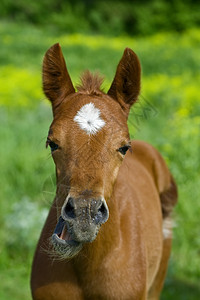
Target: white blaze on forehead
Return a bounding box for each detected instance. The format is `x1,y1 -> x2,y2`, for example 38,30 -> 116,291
73,102 -> 106,135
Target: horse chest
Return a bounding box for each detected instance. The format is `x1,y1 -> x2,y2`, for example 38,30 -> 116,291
74,247 -> 146,299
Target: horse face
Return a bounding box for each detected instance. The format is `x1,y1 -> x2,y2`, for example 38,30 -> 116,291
48,94 -> 130,247
43,44 -> 140,257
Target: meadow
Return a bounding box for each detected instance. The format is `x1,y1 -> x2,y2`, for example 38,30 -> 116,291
0,21 -> 200,299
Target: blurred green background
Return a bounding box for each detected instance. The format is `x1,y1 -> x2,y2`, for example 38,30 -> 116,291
0,1 -> 200,299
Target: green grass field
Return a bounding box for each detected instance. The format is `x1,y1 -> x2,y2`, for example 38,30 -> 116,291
0,21 -> 200,299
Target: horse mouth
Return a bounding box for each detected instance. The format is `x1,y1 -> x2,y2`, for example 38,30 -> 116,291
53,216 -> 78,245
51,216 -> 82,257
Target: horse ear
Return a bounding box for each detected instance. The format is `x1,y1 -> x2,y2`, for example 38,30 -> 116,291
107,48 -> 141,114
42,43 -> 75,112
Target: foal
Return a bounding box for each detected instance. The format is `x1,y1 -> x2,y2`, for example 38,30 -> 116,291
31,44 -> 177,300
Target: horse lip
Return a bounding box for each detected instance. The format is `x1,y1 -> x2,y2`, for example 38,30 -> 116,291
53,216 -> 80,246
52,233 -> 80,246
53,216 -> 65,235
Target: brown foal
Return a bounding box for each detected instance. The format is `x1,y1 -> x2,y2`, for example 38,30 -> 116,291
31,44 -> 177,300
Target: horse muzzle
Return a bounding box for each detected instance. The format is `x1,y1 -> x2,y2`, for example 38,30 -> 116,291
51,195 -> 109,256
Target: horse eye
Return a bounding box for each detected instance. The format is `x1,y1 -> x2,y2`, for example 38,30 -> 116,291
49,141 -> 59,152
117,145 -> 131,155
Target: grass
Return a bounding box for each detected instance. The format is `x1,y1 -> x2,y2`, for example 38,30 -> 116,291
0,21 -> 200,299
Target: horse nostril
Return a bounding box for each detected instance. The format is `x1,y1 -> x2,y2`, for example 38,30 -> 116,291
64,197 -> 76,219
95,200 -> 109,225
99,202 -> 106,215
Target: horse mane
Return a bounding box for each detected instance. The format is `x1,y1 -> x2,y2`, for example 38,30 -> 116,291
76,71 -> 104,96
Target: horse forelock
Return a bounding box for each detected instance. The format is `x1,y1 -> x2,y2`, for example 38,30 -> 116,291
76,71 -> 104,96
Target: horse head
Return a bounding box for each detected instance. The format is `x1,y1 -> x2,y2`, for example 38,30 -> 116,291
43,43 -> 141,258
